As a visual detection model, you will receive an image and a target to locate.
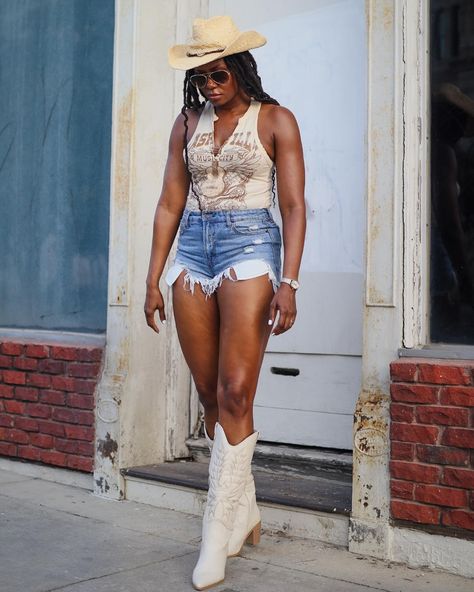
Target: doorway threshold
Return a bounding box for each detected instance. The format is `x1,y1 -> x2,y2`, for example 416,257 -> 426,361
121,458 -> 351,516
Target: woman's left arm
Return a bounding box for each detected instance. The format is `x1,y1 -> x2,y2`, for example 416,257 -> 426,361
268,106 -> 307,335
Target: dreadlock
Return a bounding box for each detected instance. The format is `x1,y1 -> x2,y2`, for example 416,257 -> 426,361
181,51 -> 279,208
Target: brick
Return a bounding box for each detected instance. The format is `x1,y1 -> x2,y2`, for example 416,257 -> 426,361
0,384 -> 14,398
26,372 -> 51,388
390,384 -> 438,404
418,363 -> 471,385
390,422 -> 438,444
442,428 -> 474,449
25,403 -> 51,419
30,433 -> 54,448
76,347 -> 103,362
391,440 -> 414,462
390,479 -> 414,500
0,355 -> 13,368
14,386 -> 39,402
390,460 -> 441,484
414,484 -> 468,507
4,400 -> 26,414
54,438 -> 94,455
440,386 -> 474,407
51,408 -> 94,426
26,373 -> 52,388
0,342 -> 24,356
17,446 -> 41,461
25,344 -> 49,358
390,404 -> 414,423
66,393 -> 94,410
13,417 -> 39,432
391,500 -> 440,524
13,357 -> 38,371
37,420 -> 65,437
4,428 -> 29,444
67,455 -> 93,472
64,425 -> 94,441
416,445 -> 469,466
51,376 -> 76,392
50,346 -> 79,361
442,509 -> 474,531
0,442 -> 17,455
390,362 -> 417,382
50,346 -> 102,363
415,406 -> 469,427
470,492 -> 474,511
73,379 -> 96,395
0,415 -> 14,427
3,370 -> 26,385
39,390 -> 66,406
38,359 -> 65,375
66,363 -> 101,379
442,467 -> 474,490
39,449 -> 67,466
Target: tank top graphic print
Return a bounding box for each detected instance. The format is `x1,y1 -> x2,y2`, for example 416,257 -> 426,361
184,99 -> 275,211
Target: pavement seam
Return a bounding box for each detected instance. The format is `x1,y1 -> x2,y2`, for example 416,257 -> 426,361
40,550 -> 197,592
235,553 -> 394,592
0,490 -> 202,549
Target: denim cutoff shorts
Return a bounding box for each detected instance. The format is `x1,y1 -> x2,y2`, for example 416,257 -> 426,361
165,208 -> 282,297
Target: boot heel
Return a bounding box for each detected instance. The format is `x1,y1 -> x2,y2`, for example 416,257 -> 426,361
246,521 -> 261,545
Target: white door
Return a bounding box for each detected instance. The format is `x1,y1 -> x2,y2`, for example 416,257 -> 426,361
209,0 -> 367,449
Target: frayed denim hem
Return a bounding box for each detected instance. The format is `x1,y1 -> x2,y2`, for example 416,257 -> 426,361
164,259 -> 280,298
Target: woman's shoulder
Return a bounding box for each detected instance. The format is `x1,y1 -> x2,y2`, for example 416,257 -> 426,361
259,102 -> 300,132
174,105 -> 205,127
169,105 -> 205,144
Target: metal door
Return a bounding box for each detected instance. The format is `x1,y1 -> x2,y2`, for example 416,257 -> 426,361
209,0 -> 367,448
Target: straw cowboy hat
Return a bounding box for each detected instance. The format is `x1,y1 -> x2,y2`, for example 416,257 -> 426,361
168,15 -> 266,70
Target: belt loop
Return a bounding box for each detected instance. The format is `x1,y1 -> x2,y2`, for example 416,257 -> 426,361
182,208 -> 190,229
226,210 -> 233,228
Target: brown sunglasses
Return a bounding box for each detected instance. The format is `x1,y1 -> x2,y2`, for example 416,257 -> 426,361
189,70 -> 231,88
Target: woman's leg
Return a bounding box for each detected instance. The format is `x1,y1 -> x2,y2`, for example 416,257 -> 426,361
216,274 -> 274,445
172,271 -> 220,438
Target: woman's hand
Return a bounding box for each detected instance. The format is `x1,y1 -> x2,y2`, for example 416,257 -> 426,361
144,284 -> 166,333
268,284 -> 297,335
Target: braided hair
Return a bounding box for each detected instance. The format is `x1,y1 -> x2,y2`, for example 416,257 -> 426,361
181,51 -> 279,208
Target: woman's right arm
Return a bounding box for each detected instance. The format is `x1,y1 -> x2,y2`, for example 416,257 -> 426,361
144,113 -> 191,333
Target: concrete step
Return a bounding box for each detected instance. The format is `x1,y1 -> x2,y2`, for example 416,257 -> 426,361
121,459 -> 352,547
186,436 -> 353,478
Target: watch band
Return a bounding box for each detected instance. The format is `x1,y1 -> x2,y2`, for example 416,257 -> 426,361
281,277 -> 300,290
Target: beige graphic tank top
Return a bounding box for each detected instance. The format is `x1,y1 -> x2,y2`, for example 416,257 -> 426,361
184,99 -> 275,211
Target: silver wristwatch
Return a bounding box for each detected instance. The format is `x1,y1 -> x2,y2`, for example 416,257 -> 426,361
281,277 -> 300,290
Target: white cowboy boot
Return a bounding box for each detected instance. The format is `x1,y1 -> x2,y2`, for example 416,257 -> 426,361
192,422 -> 259,591
204,424 -> 261,557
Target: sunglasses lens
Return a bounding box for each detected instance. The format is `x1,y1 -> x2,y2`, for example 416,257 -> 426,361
211,70 -> 230,84
190,74 -> 207,88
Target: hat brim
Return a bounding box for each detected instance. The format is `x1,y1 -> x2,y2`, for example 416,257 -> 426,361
168,31 -> 266,70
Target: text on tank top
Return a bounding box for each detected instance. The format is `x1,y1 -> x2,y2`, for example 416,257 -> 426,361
184,99 -> 275,211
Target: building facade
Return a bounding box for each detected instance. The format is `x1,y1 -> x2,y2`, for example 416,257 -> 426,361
0,0 -> 473,579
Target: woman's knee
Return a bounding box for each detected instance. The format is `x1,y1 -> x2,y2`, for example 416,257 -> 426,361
194,381 -> 218,412
217,380 -> 254,419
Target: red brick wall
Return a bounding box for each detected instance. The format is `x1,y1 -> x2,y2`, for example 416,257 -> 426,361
389,358 -> 474,533
0,340 -> 104,472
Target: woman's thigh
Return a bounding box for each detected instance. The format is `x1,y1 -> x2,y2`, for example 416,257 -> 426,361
172,271 -> 220,398
216,274 -> 274,398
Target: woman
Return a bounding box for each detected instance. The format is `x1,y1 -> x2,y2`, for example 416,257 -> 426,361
144,16 -> 306,591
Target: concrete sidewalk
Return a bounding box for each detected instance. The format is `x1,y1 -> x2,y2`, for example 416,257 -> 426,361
0,465 -> 472,592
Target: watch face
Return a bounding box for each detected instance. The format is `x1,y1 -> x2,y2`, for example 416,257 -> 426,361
290,280 -> 300,290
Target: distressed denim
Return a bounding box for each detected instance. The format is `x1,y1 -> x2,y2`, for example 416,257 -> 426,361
165,208 -> 282,297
